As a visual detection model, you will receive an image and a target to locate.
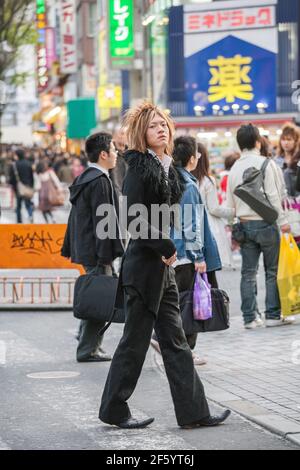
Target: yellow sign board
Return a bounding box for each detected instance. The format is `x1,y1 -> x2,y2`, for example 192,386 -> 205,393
0,224 -> 84,273
98,85 -> 122,109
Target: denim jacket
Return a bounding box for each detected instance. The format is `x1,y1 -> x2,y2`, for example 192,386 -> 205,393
171,168 -> 222,272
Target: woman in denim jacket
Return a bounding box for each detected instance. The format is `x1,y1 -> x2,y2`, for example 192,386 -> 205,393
172,136 -> 221,360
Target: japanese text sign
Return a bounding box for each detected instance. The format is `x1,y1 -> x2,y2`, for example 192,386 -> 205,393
185,35 -> 277,116
184,1 -> 277,116
60,0 -> 77,74
185,6 -> 275,34
109,0 -> 134,59
36,0 -> 49,91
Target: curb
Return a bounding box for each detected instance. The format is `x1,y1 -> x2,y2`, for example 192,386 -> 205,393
151,348 -> 300,448
0,304 -> 72,311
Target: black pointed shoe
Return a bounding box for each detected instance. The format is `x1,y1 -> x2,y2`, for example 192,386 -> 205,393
181,409 -> 231,429
117,417 -> 155,429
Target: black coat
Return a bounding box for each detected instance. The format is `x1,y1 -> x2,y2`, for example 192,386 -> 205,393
118,150 -> 183,315
9,159 -> 34,193
61,167 -> 125,266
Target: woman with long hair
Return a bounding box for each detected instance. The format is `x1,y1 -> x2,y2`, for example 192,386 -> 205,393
99,102 -> 230,430
36,159 -> 64,223
192,142 -> 235,271
171,136 -> 222,362
275,123 -> 300,170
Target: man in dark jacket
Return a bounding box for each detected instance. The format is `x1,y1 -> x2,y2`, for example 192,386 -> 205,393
61,132 -> 125,362
9,149 -> 34,223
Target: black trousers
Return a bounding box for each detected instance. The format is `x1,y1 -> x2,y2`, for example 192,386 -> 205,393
99,267 -> 210,426
76,264 -> 111,361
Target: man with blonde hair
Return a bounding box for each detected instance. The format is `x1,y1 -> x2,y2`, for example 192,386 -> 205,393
98,102 -> 231,429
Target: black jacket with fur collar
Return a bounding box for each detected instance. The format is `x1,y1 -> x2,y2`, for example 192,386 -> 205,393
119,149 -> 183,315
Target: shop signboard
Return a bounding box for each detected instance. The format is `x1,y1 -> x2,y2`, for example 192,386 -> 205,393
60,0 -> 77,74
184,0 -> 278,116
98,7 -> 123,118
97,85 -> 122,109
109,0 -> 134,67
151,12 -> 168,106
67,98 -> 96,139
36,0 -> 49,92
45,27 -> 56,69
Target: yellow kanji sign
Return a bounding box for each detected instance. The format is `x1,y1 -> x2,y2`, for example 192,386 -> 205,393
98,85 -> 122,109
208,54 -> 254,103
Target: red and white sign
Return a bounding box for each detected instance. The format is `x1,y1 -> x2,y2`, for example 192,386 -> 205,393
60,0 -> 77,74
45,28 -> 56,69
185,6 -> 276,34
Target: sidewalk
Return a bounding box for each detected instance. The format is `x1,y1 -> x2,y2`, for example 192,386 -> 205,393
154,315 -> 300,447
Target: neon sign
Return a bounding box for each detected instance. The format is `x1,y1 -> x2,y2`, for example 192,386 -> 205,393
36,0 -> 49,91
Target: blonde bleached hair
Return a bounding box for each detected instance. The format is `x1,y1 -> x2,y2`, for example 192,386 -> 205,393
122,101 -> 175,155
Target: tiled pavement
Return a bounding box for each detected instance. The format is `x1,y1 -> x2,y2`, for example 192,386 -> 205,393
154,315 -> 300,446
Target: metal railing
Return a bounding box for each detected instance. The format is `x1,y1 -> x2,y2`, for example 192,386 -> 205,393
0,277 -> 76,305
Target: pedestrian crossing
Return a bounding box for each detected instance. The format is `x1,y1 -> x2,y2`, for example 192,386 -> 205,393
0,325 -> 195,450
32,380 -> 196,450
0,331 -> 54,365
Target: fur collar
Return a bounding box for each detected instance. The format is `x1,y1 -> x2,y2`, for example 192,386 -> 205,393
124,150 -> 183,204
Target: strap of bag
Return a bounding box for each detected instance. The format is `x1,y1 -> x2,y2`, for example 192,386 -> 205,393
98,278 -> 123,336
260,158 -> 273,206
260,158 -> 270,178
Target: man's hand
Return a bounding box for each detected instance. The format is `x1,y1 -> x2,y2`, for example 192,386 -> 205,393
280,224 -> 291,234
162,252 -> 177,266
195,261 -> 207,273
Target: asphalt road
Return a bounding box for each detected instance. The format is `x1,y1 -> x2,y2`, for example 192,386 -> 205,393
1,207 -> 297,450
0,304 -> 298,451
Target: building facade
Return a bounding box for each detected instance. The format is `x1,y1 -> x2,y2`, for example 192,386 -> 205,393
141,0 -> 300,167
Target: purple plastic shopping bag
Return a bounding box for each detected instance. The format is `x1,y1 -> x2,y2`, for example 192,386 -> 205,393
193,273 -> 212,321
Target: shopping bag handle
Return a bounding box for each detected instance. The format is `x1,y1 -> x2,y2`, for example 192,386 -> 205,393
284,233 -> 298,250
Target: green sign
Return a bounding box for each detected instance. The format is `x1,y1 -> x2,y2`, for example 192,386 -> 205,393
109,0 -> 134,59
36,0 -> 45,14
67,98 -> 96,139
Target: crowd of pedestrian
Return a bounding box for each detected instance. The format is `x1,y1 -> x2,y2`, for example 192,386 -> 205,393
0,144 -> 87,223
0,127 -> 127,223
